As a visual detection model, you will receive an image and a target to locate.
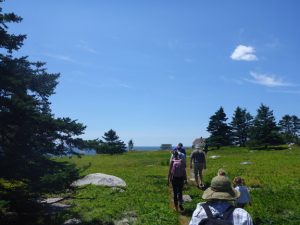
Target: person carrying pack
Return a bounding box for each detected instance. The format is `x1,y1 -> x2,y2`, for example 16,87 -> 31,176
190,145 -> 206,188
167,150 -> 187,212
189,176 -> 253,225
198,203 -> 235,225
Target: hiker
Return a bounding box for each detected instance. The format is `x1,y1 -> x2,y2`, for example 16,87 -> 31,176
169,148 -> 186,163
189,176 -> 253,225
167,150 -> 187,211
233,176 -> 252,208
190,144 -> 206,188
174,142 -> 186,156
217,168 -> 227,176
170,143 -> 186,163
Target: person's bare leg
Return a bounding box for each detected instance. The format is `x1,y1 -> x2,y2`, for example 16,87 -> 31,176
195,174 -> 199,187
199,170 -> 203,187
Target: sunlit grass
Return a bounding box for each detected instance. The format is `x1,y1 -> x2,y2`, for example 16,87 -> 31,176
57,146 -> 300,225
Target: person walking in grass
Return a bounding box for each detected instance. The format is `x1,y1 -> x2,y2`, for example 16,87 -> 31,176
189,176 -> 253,225
217,168 -> 227,177
190,145 -> 206,188
173,142 -> 186,156
167,150 -> 187,212
233,176 -> 252,208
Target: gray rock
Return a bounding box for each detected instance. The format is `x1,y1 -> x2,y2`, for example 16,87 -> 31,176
114,211 -> 138,225
63,218 -> 82,225
240,161 -> 254,165
183,195 -> 192,202
40,197 -> 63,204
209,155 -> 220,159
71,173 -> 126,187
111,187 -> 125,192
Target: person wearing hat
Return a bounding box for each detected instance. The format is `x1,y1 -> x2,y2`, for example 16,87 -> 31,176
189,176 -> 253,225
190,144 -> 206,188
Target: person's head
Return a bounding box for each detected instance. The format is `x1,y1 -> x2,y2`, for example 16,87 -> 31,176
233,176 -> 243,186
177,143 -> 183,148
173,150 -> 179,159
217,168 -> 227,176
202,176 -> 240,201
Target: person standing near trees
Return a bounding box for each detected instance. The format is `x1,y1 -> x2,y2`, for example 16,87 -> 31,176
190,145 -> 206,188
168,150 -> 187,212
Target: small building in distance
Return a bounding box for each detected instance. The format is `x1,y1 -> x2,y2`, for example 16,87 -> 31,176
160,144 -> 172,150
192,137 -> 206,148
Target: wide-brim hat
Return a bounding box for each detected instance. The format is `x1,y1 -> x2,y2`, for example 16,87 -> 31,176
202,176 -> 240,200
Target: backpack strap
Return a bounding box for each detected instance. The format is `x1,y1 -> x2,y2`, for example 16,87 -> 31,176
201,203 -> 214,218
202,203 -> 235,219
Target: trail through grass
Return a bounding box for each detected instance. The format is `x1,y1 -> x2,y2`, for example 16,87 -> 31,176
56,146 -> 300,225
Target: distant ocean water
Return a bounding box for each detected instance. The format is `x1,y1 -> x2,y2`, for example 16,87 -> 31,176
132,146 -> 161,151
72,146 -> 163,155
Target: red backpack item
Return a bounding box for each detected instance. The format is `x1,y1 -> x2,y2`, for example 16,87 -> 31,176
171,159 -> 186,178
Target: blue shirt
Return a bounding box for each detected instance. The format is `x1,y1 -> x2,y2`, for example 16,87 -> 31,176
174,147 -> 186,155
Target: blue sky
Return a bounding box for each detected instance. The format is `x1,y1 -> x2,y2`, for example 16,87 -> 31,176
4,0 -> 300,146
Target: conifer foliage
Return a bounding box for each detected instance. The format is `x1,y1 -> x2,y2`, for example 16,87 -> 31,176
206,107 -> 231,148
98,129 -> 126,154
230,107 -> 253,147
248,104 -> 283,148
0,0 -> 85,184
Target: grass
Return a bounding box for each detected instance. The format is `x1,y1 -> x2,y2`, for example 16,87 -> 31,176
1,146 -> 299,224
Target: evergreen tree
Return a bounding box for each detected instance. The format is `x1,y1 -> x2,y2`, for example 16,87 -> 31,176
230,107 -> 253,146
0,0 -> 85,186
279,114 -> 300,143
97,129 -> 126,154
207,107 -> 231,148
249,104 -> 282,148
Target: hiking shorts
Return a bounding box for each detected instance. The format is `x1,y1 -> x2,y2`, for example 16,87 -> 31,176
193,163 -> 204,176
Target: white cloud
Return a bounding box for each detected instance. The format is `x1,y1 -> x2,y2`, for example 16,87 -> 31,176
231,45 -> 257,61
46,53 -> 75,63
246,72 -> 292,87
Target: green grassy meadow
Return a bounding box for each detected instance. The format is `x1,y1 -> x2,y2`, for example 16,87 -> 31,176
54,145 -> 300,225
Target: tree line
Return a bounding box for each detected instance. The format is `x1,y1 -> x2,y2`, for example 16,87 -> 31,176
206,105 -> 300,149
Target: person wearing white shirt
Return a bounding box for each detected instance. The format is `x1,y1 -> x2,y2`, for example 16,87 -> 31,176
189,176 -> 253,225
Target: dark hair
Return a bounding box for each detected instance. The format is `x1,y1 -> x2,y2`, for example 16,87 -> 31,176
173,150 -> 179,158
233,176 -> 243,186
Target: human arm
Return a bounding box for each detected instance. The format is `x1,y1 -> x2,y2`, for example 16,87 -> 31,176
167,160 -> 173,185
190,152 -> 193,169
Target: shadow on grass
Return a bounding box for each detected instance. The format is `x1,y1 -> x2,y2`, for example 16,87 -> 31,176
0,156 -> 92,225
249,146 -> 288,151
181,208 -> 194,217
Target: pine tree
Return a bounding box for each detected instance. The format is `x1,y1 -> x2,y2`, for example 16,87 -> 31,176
97,129 -> 126,154
0,0 -> 85,184
230,107 -> 253,146
207,107 -> 231,148
279,114 -> 300,143
249,104 -> 282,148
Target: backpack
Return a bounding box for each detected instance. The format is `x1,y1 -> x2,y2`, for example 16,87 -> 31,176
198,203 -> 235,225
171,159 -> 185,178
